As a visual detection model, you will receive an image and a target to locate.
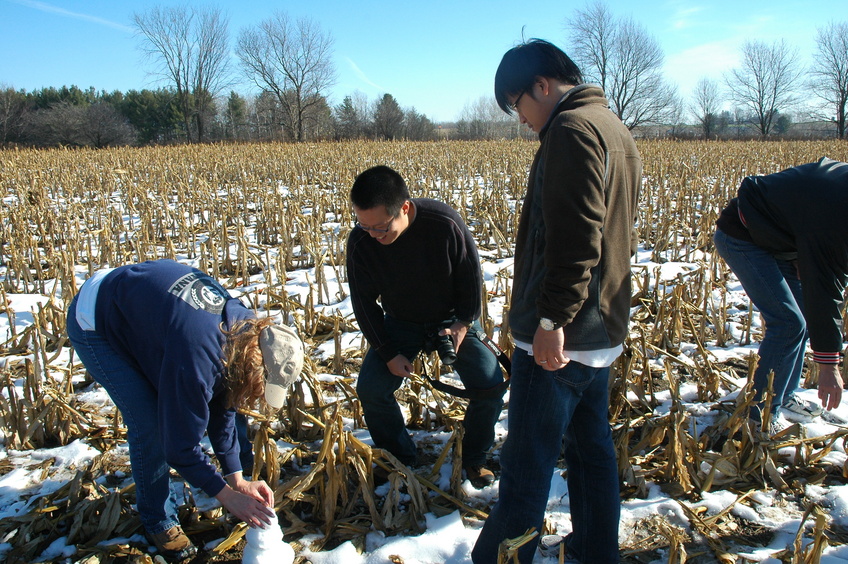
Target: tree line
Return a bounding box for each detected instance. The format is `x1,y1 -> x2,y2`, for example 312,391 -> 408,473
2,2 -> 846,147
0,85 -> 446,148
567,2 -> 847,139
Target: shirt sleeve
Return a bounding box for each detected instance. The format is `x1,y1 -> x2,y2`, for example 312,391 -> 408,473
158,351 -> 229,497
451,220 -> 483,323
537,124 -> 607,326
206,396 -> 241,477
347,233 -> 397,363
797,232 -> 848,361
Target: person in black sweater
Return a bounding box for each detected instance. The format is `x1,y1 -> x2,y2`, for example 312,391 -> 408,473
714,158 -> 847,431
346,165 -> 504,488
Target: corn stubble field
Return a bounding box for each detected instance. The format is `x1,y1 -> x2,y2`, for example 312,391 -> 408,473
2,139 -> 848,564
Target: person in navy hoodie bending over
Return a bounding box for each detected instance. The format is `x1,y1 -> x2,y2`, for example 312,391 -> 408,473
66,259 -> 304,560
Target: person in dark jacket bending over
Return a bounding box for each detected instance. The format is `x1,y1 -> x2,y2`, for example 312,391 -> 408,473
714,158 -> 846,431
67,259 -> 304,560
473,39 -> 641,564
346,165 -> 505,488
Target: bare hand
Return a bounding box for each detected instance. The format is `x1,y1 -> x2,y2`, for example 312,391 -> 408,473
439,322 -> 470,352
217,474 -> 275,528
387,354 -> 414,378
532,326 -> 569,371
818,363 -> 844,410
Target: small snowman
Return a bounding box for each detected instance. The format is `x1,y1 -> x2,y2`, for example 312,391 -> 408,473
242,513 -> 295,564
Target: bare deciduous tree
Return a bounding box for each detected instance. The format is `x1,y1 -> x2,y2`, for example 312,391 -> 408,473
0,86 -> 28,144
566,1 -> 680,129
24,101 -> 83,146
456,96 -> 517,140
724,39 -> 803,137
692,78 -> 722,139
236,12 -> 336,142
133,5 -> 231,143
79,103 -> 137,148
810,21 -> 848,139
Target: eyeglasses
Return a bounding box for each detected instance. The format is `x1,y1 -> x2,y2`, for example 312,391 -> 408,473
354,215 -> 397,233
509,91 -> 526,112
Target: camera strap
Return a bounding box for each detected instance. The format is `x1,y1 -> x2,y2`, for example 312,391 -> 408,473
422,330 -> 511,400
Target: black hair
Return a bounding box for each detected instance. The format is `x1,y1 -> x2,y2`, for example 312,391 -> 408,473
350,165 -> 410,216
494,38 -> 583,115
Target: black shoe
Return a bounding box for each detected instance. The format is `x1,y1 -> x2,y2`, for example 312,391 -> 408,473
464,465 -> 495,488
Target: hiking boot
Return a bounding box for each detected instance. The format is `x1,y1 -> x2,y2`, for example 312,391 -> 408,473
148,525 -> 197,561
538,534 -> 581,562
782,395 -> 824,418
464,465 -> 495,489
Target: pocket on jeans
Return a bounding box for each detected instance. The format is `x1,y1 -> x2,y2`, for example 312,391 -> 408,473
552,362 -> 597,390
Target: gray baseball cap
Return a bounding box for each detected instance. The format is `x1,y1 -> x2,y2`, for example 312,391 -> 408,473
259,324 -> 304,409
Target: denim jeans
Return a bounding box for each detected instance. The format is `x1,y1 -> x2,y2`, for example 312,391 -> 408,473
235,413 -> 254,475
356,316 -> 504,467
472,349 -> 620,564
714,229 -> 807,415
67,296 -> 180,536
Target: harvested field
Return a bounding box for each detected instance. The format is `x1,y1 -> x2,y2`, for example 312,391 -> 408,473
2,139 -> 848,563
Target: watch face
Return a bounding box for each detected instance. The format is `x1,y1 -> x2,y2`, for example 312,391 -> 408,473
540,318 -> 555,331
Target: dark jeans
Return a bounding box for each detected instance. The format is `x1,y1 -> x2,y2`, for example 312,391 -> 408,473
714,229 -> 807,415
235,413 -> 254,475
67,296 -> 180,535
356,317 -> 504,467
472,349 -> 620,563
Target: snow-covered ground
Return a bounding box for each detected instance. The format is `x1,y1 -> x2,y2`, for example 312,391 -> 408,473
2,245 -> 848,564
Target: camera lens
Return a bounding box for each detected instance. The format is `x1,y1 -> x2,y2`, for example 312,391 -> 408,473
437,334 -> 457,365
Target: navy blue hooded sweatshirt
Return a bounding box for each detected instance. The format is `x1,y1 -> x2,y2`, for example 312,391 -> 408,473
92,259 -> 254,496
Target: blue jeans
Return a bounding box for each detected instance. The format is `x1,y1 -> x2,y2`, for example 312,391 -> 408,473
714,229 -> 807,416
472,350 -> 620,564
356,317 -> 504,467
67,296 -> 180,536
235,413 -> 254,475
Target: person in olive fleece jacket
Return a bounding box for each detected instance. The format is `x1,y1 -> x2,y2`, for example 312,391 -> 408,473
714,158 -> 847,429
473,39 -> 641,564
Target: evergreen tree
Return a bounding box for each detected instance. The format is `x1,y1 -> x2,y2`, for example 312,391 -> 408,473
373,94 -> 403,140
224,91 -> 247,140
334,95 -> 362,139
403,108 -> 435,141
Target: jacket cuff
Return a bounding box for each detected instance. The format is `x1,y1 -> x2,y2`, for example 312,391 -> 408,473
376,343 -> 398,363
813,351 -> 841,365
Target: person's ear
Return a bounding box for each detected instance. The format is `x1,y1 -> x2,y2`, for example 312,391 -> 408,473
537,76 -> 550,97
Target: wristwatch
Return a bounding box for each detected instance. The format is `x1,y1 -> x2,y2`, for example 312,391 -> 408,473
539,317 -> 559,331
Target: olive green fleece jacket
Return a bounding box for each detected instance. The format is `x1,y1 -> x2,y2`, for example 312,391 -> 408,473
509,84 -> 642,349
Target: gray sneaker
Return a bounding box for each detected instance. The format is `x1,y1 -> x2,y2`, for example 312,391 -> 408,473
538,535 -> 581,562
782,395 -> 824,418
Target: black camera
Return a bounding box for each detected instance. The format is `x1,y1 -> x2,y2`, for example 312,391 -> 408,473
426,322 -> 457,365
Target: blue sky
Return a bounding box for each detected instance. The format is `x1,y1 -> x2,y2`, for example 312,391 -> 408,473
0,0 -> 844,122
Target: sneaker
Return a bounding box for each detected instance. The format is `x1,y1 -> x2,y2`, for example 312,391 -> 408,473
464,465 -> 495,489
782,395 -> 824,418
769,413 -> 789,435
148,525 -> 197,561
538,534 -> 581,562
